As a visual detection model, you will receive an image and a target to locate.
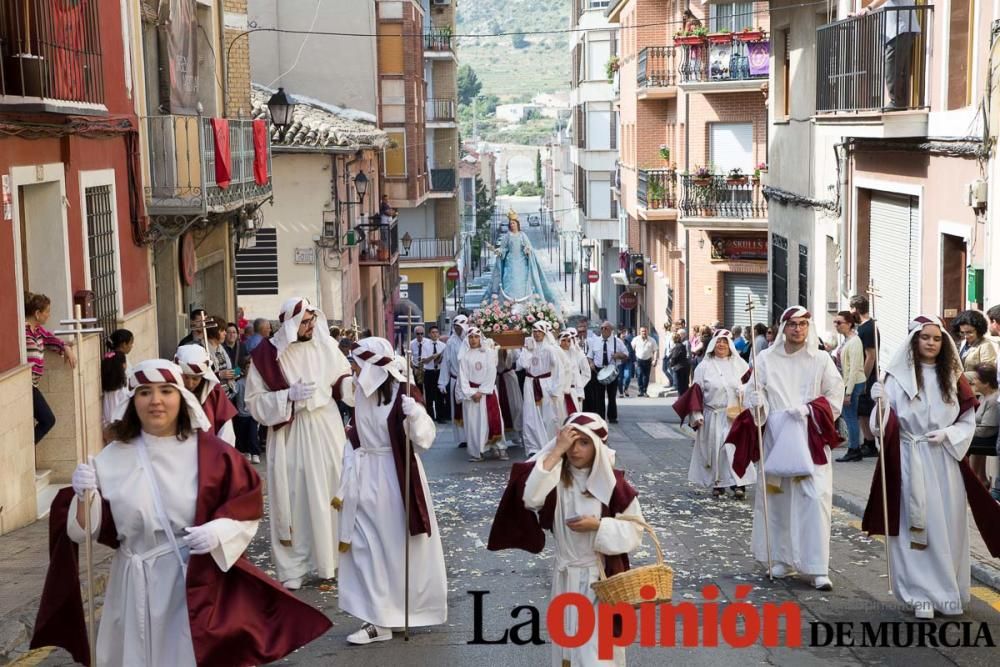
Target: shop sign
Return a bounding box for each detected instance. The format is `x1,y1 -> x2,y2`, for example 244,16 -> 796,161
709,235 -> 768,261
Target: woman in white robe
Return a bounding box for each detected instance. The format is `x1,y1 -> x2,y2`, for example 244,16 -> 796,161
518,321 -> 562,455
688,330 -> 757,497
68,359 -> 259,666
523,413 -> 645,667
336,338 -> 448,644
175,344 -> 237,446
555,331 -> 587,423
870,315 -> 976,618
458,328 -> 507,461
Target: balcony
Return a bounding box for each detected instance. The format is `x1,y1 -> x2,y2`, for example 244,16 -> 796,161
637,47 -> 676,98
401,236 -> 458,263
144,116 -> 273,216
424,29 -> 454,58
429,168 -> 456,195
816,6 -> 931,117
676,33 -> 769,92
679,174 -> 767,221
637,169 -> 678,220
426,97 -> 456,126
0,0 -> 104,110
357,217 -> 399,266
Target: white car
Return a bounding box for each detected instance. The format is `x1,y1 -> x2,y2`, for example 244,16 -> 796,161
528,214 -> 541,227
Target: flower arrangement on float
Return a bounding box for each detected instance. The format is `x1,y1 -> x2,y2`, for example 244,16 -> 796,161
471,296 -> 562,347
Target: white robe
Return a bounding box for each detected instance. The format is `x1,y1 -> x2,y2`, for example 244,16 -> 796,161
518,341 -> 562,455
873,365 -> 976,614
688,357 -> 757,489
554,347 -> 586,423
458,345 -> 505,458
246,338 -> 354,582
524,459 -> 644,667
337,385 -> 448,627
746,344 -> 844,575
68,433 -> 257,667
498,350 -> 523,432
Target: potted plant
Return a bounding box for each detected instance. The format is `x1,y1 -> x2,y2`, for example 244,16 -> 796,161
658,145 -> 670,162
647,179 -> 665,208
606,55 -> 620,82
736,26 -> 766,42
707,28 -> 733,44
726,167 -> 748,186
673,29 -> 706,47
756,161 -> 768,174
692,165 -> 713,187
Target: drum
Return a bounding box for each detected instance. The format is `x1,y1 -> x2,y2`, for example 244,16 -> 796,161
597,364 -> 619,385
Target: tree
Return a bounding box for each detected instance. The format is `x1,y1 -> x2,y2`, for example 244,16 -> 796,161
535,150 -> 542,188
457,64 -> 482,106
472,175 -> 496,268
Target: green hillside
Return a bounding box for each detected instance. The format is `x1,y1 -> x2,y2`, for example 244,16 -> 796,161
456,0 -> 570,99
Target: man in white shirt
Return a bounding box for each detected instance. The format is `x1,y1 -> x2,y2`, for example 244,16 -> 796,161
631,326 -> 659,398
586,321 -> 629,423
857,0 -> 921,109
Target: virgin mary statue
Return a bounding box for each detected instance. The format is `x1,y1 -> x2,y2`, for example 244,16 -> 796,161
487,210 -> 559,305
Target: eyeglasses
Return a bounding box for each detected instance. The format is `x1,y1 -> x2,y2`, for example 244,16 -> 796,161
785,321 -> 810,329
833,320 -> 846,326
300,316 -> 316,326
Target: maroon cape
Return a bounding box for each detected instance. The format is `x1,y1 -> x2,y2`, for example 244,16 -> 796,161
202,383 -> 238,436
345,385 -> 434,537
861,378 -> 1000,556
470,381 -> 504,441
250,338 -> 353,431
728,396 -> 841,478
31,431 -> 332,666
487,460 -> 638,577
672,383 -> 704,429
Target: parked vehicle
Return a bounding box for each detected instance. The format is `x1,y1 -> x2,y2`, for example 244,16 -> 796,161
528,214 -> 541,227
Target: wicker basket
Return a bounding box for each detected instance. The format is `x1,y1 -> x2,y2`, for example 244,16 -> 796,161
591,516 -> 673,605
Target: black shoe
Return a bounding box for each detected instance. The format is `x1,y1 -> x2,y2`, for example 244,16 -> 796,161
609,419 -> 619,424
860,441 -> 879,458
837,449 -> 864,463
458,442 -> 468,448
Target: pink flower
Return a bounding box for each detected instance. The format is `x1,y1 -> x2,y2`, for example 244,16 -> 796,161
493,324 -> 501,332
527,314 -> 536,323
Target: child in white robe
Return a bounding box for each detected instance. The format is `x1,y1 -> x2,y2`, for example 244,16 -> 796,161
458,328 -> 507,461
518,321 -> 562,454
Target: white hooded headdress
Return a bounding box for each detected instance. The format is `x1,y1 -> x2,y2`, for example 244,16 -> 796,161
111,359 -> 212,432
271,297 -> 331,357
530,412 -> 618,505
174,344 -> 220,402
352,337 -> 408,397
883,315 -> 962,399
771,305 -> 821,357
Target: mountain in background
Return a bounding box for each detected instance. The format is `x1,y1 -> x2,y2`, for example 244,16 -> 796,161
456,0 -> 569,100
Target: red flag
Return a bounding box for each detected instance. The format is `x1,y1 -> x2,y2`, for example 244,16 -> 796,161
252,119 -> 269,186
211,118 -> 232,189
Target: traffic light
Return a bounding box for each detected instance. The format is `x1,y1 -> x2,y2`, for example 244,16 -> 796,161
631,254 -> 646,286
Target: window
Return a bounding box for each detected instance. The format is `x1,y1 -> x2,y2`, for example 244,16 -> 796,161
709,2 -> 754,32
378,24 -> 404,74
771,234 -> 788,324
587,38 -> 611,81
588,176 -> 611,219
236,228 -> 278,296
385,130 -> 407,176
948,0 -> 973,109
84,185 -> 120,335
587,105 -> 612,150
798,244 -> 808,309
781,29 -> 790,118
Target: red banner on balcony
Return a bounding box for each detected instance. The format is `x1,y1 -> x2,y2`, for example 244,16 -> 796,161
52,0 -> 87,100
252,119 -> 269,186
211,118 -> 232,190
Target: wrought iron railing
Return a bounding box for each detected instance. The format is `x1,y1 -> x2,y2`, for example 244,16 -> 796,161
144,116 -> 272,215
637,46 -> 677,88
677,35 -> 769,84
816,5 -> 932,113
430,168 -> 456,192
402,236 -> 458,260
0,0 -> 103,103
679,174 -> 767,218
426,98 -> 455,122
424,29 -> 452,52
357,216 -> 399,265
637,169 -> 678,210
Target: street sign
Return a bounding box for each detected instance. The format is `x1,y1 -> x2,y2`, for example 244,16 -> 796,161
446,266 -> 460,280
619,291 -> 638,311
588,270 -> 599,284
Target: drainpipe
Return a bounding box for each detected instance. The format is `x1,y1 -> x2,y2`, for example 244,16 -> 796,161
836,141 -> 849,300
683,90 -> 691,328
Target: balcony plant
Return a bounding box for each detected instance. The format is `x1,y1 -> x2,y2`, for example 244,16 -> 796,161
706,28 -> 734,45
726,167 -> 748,186
647,178 -> 665,209
756,161 -> 768,173
692,165 -> 714,187
674,28 -> 706,47
606,56 -> 620,82
736,26 -> 766,42
659,145 -> 670,162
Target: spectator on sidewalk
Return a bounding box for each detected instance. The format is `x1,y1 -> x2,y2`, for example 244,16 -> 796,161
246,318 -> 273,354
223,322 -> 248,369
232,357 -> 262,464
618,326 -> 636,398
753,323 -> 769,355
631,326 -> 658,397
178,308 -> 207,347
25,292 -> 76,445
669,331 -> 691,395
661,322 -> 675,391
953,310 -> 998,488
832,311 -> 867,462
969,363 -> 999,490
107,328 -> 134,358
100,351 -> 129,433
851,294 -> 880,458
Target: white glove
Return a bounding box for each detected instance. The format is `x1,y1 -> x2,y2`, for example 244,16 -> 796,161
870,382 -> 884,400
288,380 -> 316,402
401,395 -> 419,417
744,389 -> 764,409
184,524 -> 221,555
796,404 -> 810,418
926,430 -> 947,445
438,382 -> 448,394
691,417 -> 704,430
72,460 -> 97,499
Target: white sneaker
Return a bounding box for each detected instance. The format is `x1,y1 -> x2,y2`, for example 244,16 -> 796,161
251,454 -> 261,464
282,577 -> 303,591
347,623 -> 392,645
813,576 -> 833,591
498,450 -> 509,461
769,563 -> 793,578
468,455 -> 484,462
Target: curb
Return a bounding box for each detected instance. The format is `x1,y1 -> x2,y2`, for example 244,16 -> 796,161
831,488 -> 1000,593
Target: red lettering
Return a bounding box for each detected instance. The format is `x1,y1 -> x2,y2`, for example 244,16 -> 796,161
659,602 -> 700,647
701,585 -> 719,647
639,586 -> 657,647
720,585 -> 760,648
762,601 -> 802,647
597,602 -> 637,660
546,593 -> 594,649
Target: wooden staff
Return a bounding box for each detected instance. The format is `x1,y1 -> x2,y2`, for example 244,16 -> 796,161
403,304 -> 414,642
867,280 -> 893,595
54,305 -> 103,665
744,294 -> 774,581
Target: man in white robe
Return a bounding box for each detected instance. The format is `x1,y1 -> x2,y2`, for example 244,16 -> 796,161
744,306 -> 844,590
458,328 -> 507,461
334,338 -> 448,644
518,321 -> 562,455
438,314 -> 469,447
246,297 -> 354,590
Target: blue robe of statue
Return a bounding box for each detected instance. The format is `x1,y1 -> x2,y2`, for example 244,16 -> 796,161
488,231 -> 559,305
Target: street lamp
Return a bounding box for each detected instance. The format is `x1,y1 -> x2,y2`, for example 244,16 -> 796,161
353,171 -> 369,206
266,87 -> 295,132
401,231 -> 413,256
